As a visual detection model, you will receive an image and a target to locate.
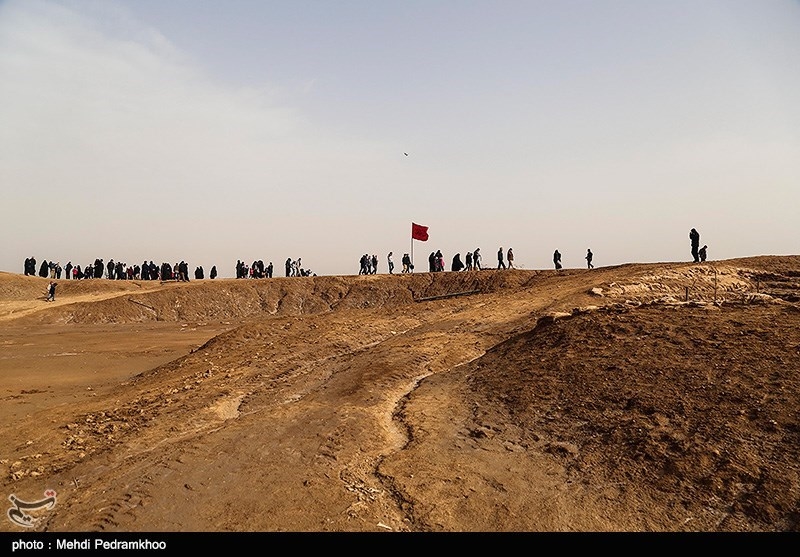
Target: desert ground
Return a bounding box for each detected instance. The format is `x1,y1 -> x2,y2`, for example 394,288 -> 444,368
1,255 -> 799,533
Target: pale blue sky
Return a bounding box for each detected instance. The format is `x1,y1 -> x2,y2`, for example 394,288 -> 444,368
2,0 -> 798,277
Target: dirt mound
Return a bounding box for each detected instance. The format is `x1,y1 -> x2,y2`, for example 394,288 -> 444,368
4,270 -> 541,325
469,301 -> 800,531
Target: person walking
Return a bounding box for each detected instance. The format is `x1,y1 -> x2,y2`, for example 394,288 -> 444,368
45,281 -> 56,302
387,252 -> 394,274
553,249 -> 562,270
497,247 -> 506,269
402,253 -> 411,273
507,248 -> 515,269
586,249 -> 594,269
689,228 -> 701,263
473,248 -> 482,270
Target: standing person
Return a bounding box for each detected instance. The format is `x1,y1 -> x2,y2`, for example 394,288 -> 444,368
451,253 -> 464,272
553,250 -> 562,270
689,228 -> 701,263
497,247 -> 506,269
210,266 -> 217,279
586,249 -> 594,269
698,245 -> 708,262
507,248 -> 515,269
473,248 -> 482,270
387,252 -> 394,274
465,250 -> 473,270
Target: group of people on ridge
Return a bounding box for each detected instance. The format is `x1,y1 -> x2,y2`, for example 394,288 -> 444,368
25,230 -> 711,294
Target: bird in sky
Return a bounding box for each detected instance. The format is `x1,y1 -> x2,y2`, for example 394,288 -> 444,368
403,152 -> 408,156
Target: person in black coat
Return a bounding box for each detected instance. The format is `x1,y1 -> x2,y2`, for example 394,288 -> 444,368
689,228 -> 700,263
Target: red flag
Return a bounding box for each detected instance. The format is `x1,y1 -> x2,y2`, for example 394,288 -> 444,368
411,222 -> 429,241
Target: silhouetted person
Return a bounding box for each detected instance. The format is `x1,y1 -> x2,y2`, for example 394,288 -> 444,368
473,248 -> 482,270
451,253 -> 464,272
497,247 -> 506,269
402,253 -> 412,273
507,248 -> 515,269
689,228 -> 700,263
210,266 -> 217,279
699,245 -> 708,262
586,249 -> 594,269
553,250 -> 562,270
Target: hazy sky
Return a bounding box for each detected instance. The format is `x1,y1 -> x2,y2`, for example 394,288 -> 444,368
2,0 -> 799,277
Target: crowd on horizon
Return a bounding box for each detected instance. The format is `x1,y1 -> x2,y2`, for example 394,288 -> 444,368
20,246 -> 585,284
22,257 -> 218,282
18,232 -> 708,284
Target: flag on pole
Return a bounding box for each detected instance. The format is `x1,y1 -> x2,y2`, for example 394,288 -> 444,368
411,222 -> 429,241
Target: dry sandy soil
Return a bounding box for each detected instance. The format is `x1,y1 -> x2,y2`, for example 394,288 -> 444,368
1,256 -> 799,533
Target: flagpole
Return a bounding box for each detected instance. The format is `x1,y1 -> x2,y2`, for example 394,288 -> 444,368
410,222 -> 413,271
